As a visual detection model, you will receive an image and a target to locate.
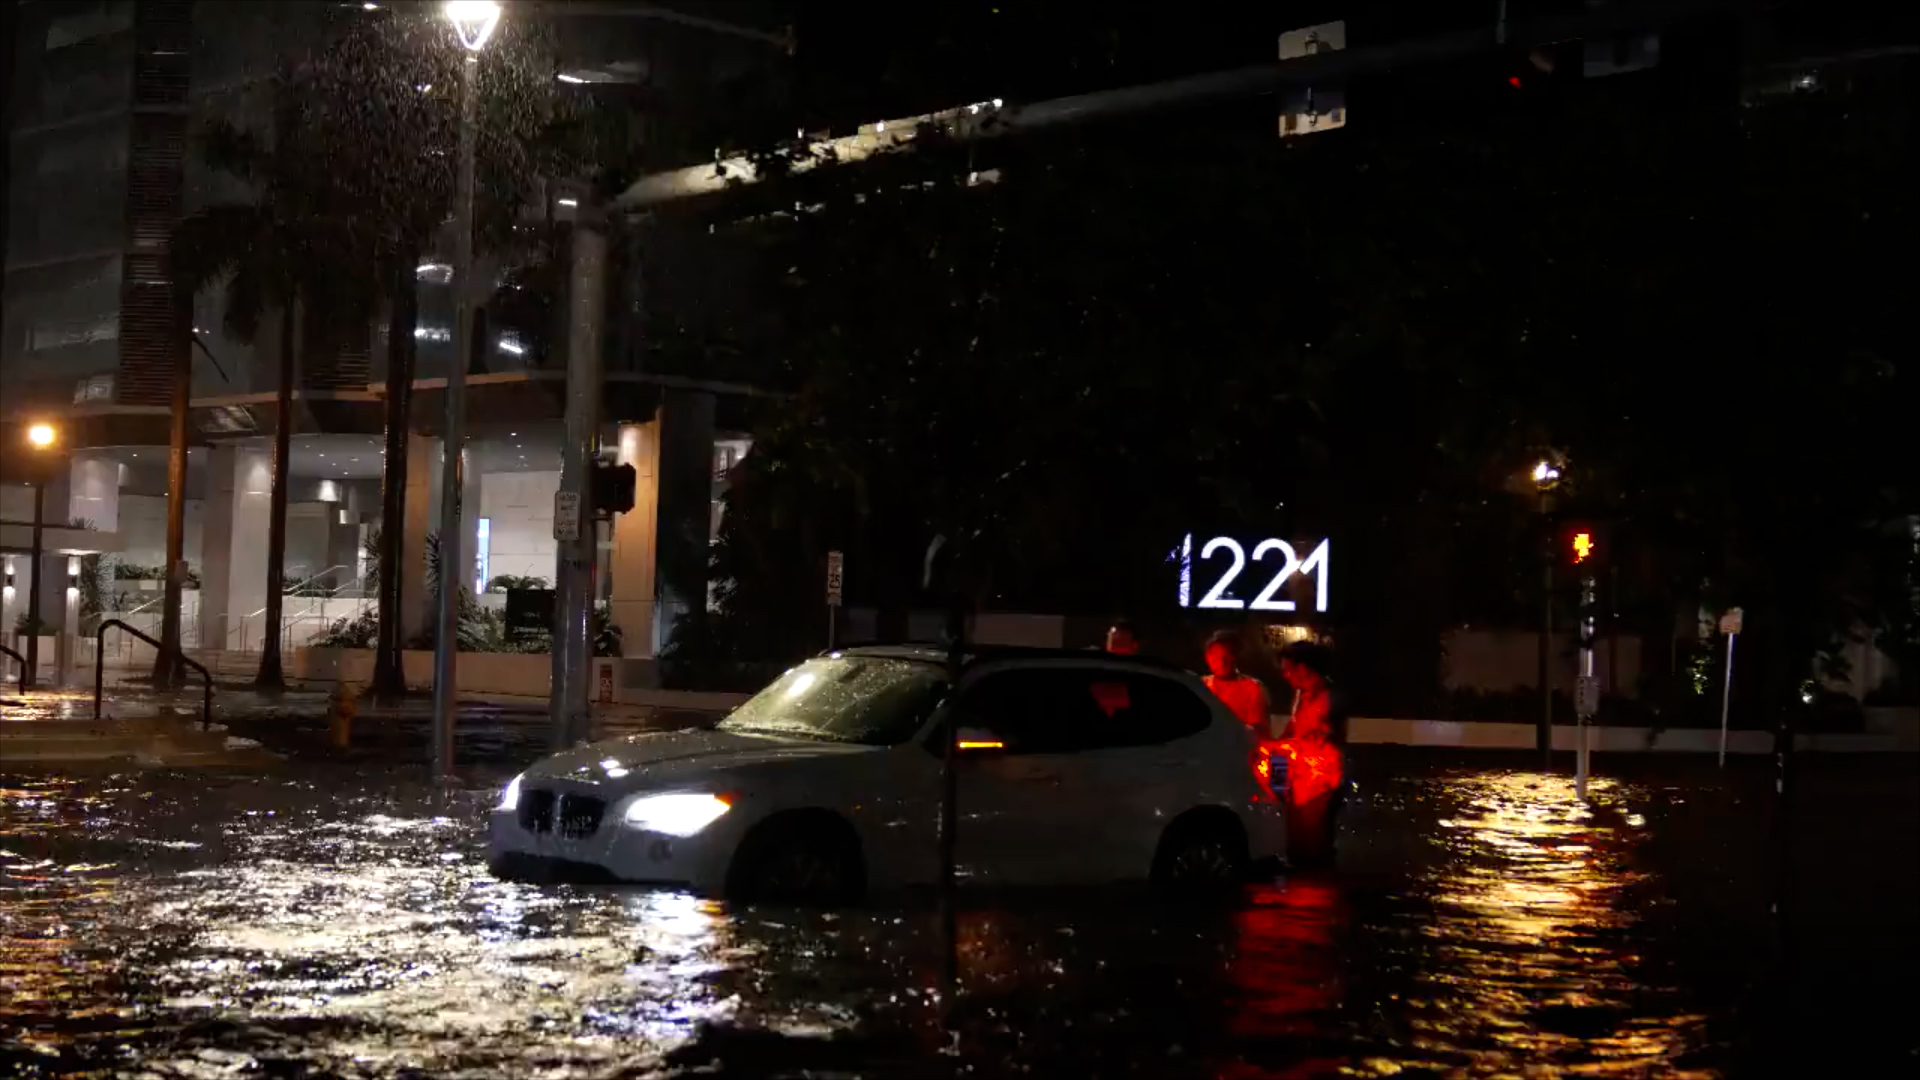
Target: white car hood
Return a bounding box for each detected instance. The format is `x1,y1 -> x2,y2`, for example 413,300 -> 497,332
522,727 -> 878,789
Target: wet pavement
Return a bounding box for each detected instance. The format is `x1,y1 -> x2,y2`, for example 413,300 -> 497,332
2,749 -> 1915,1078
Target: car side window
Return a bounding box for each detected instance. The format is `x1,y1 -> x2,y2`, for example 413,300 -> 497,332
1107,673 -> 1213,748
953,667 -> 1212,754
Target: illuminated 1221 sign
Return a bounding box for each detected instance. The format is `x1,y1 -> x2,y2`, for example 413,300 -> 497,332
1176,533 -> 1331,612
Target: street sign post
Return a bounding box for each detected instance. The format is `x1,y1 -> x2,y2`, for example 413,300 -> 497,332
825,550 -> 844,650
1576,675 -> 1600,719
1717,607 -> 1742,766
552,490 -> 581,542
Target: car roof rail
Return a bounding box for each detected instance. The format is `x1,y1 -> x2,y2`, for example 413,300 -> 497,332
830,641 -> 1193,676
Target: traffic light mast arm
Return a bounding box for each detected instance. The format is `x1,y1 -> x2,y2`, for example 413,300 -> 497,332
618,0 -> 1736,210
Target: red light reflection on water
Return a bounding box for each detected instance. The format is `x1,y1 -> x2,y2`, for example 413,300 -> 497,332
1218,876 -> 1347,1079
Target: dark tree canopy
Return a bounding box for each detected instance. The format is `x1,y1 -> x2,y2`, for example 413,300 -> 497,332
666,12 -> 1917,715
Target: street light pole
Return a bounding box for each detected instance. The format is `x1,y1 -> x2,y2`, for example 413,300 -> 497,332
24,479 -> 46,691
431,1 -> 499,779
21,423 -> 57,691
550,210 -> 605,752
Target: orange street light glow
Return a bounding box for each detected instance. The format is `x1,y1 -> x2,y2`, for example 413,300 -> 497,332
957,739 -> 1005,751
27,423 -> 56,448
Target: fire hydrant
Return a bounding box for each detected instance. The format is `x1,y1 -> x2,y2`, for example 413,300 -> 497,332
328,682 -> 359,750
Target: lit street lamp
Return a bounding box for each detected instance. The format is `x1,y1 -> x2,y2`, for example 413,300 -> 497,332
20,423 -> 59,690
446,1 -> 501,51
431,0 -> 500,778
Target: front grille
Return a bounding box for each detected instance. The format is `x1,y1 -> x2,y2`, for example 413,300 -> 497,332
559,795 -> 606,839
518,789 -> 556,833
517,789 -> 605,839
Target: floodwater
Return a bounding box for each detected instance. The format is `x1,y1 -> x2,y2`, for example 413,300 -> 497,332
2,751 -> 1914,1078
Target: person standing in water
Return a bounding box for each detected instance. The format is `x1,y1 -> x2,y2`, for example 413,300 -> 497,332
1202,631 -> 1272,735
1277,641 -> 1347,868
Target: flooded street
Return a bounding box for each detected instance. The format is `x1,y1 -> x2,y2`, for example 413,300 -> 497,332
3,752 -> 1914,1078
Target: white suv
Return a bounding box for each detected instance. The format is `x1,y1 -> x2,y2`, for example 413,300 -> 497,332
488,646 -> 1287,902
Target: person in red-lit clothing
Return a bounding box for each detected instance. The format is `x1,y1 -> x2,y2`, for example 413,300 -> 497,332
1202,631 -> 1272,735
1276,641 -> 1347,868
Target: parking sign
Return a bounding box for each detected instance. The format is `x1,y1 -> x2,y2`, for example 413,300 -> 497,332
826,550 -> 844,607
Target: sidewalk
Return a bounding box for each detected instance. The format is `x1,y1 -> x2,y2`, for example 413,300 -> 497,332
2,681 -> 718,770
0,686 -> 279,768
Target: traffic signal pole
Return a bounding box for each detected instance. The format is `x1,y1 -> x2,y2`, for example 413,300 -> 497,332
1577,573 -> 1597,800
551,214 -> 608,751
1540,550 -> 1553,766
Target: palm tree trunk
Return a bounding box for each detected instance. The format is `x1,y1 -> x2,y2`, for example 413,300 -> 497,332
151,286 -> 192,687
371,259 -> 417,697
254,301 -> 296,689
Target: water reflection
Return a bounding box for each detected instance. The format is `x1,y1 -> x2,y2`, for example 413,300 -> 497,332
0,765 -> 1749,1078
1362,771 -> 1715,1079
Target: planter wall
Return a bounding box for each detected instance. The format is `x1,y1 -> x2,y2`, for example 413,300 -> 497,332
293,647 -> 553,696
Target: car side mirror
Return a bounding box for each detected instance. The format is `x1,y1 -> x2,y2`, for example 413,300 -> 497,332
953,726 -> 1006,753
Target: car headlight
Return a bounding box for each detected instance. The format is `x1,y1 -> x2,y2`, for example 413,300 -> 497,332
498,774 -> 523,812
622,792 -> 732,837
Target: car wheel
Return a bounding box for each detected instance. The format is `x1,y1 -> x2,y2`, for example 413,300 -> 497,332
729,815 -> 864,905
1152,815 -> 1248,891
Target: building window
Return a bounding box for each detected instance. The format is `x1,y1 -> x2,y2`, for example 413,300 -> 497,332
45,2 -> 134,51
72,373 -> 115,403
35,316 -> 119,352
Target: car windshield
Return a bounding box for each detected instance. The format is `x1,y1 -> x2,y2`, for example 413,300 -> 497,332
718,655 -> 948,745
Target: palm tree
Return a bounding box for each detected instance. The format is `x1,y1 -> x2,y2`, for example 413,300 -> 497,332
162,11 -> 590,694
171,101 -> 341,690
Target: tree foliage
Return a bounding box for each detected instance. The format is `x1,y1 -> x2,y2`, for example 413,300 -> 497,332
177,8 -> 594,360
674,27 -> 1917,711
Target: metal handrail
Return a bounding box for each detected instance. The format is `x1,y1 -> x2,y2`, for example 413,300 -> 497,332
124,589 -> 167,618
287,564 -> 355,596
0,643 -> 24,684
95,619 -> 214,729
239,585 -> 376,652
285,597 -> 371,648
231,565 -> 363,651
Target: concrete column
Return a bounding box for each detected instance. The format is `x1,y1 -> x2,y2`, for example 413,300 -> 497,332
31,472 -> 72,658
331,480 -> 376,586
66,453 -> 122,679
605,394 -> 717,659
1,556 -> 17,645
653,389 -> 716,654
59,554 -> 79,682
401,436 -> 438,643
609,421 -> 660,657
455,447 -> 483,595
197,443 -> 273,653
324,493 -> 362,586
68,453 -> 121,533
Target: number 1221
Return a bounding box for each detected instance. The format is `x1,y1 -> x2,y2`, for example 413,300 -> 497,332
1177,534 -> 1330,613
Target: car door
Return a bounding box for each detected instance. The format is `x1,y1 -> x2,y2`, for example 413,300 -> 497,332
949,663 -> 1226,884
943,663 -> 1135,885
1065,670 -> 1220,880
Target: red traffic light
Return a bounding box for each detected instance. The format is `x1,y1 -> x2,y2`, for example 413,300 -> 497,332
1560,522 -> 1606,568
